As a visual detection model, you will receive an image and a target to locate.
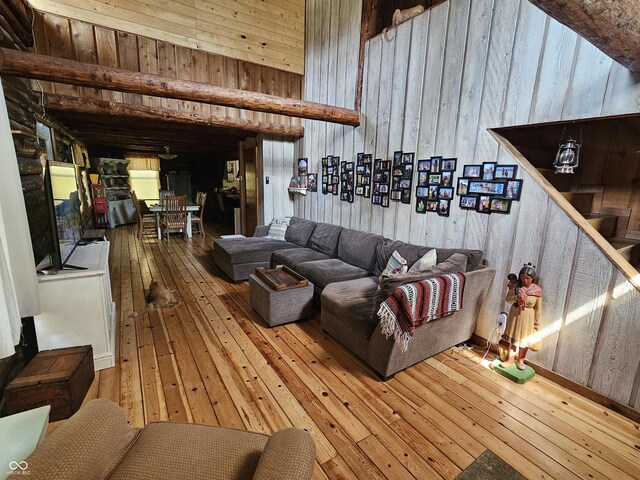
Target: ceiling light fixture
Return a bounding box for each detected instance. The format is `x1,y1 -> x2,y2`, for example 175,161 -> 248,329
158,146 -> 177,160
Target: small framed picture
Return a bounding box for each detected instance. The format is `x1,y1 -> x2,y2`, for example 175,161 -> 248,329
427,200 -> 439,212
418,159 -> 431,172
429,174 -> 441,184
482,162 -> 497,180
457,178 -> 469,195
437,199 -> 450,217
417,171 -> 429,187
463,164 -> 482,178
308,173 -> 317,192
382,160 -> 391,170
298,158 -> 308,176
382,195 -> 390,207
390,190 -> 402,200
400,179 -> 411,189
401,189 -> 411,204
477,195 -> 492,213
403,163 -> 413,179
356,186 -> 363,195
416,186 -> 429,197
495,164 -> 518,179
402,152 -> 415,164
416,198 -> 427,213
364,154 -> 372,164
438,187 -> 454,199
393,151 -> 403,166
441,158 -> 457,171
440,171 -> 453,187
504,179 -> 523,200
490,197 -> 511,214
428,185 -> 439,200
372,194 -> 381,205
459,195 -> 477,209
468,180 -> 506,196
430,156 -> 442,173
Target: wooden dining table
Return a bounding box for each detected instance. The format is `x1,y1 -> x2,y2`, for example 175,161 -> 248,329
148,201 -> 200,239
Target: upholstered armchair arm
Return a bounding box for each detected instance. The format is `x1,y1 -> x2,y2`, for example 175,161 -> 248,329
252,428 -> 316,480
12,399 -> 140,480
254,225 -> 270,237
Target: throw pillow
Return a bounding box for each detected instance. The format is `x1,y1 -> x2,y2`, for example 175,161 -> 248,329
380,250 -> 408,278
408,248 -> 437,272
265,217 -> 290,241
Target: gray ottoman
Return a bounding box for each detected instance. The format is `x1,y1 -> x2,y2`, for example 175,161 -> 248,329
249,273 -> 314,327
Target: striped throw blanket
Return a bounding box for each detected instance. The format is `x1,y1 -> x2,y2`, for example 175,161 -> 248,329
378,273 -> 466,352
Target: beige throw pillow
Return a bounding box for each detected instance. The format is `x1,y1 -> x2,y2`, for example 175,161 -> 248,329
408,248 -> 437,272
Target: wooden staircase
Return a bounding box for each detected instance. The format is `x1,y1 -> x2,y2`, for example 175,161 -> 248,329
537,168 -> 640,270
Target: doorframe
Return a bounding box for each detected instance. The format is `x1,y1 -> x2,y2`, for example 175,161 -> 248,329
239,136 -> 260,235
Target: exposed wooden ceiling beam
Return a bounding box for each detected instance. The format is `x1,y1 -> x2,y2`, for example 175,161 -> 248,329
0,47 -> 360,126
44,94 -> 304,138
528,0 -> 640,72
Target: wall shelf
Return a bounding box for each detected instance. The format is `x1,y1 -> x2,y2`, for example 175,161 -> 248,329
288,187 -> 308,195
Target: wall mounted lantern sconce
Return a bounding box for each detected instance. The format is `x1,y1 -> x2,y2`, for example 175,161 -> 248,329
554,136 -> 581,174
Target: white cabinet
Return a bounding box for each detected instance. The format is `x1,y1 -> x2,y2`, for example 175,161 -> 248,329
34,242 -> 116,371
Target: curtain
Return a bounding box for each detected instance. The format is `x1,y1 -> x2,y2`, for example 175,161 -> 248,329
0,80 -> 40,358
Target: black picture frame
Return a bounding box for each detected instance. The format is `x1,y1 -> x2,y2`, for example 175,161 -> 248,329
457,178 -> 470,196
504,179 -> 523,200
490,197 -> 512,214
441,157 -> 457,171
417,171 -> 429,187
426,200 -> 439,212
438,187 -> 454,200
427,184 -> 439,200
463,164 -> 482,178
482,162 -> 497,180
393,151 -> 403,166
417,159 -> 431,172
430,156 -> 442,173
428,174 -> 441,185
495,164 -> 518,179
440,171 -> 454,187
459,195 -> 477,210
476,195 -> 492,214
416,197 -> 427,213
437,199 -> 450,217
468,180 -> 506,196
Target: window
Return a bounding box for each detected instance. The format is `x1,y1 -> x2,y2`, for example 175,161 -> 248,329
129,170 -> 160,201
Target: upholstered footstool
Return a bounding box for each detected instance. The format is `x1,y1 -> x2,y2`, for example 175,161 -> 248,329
249,266 -> 314,327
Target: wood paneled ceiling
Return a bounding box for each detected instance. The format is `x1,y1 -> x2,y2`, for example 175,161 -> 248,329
27,0 -> 305,74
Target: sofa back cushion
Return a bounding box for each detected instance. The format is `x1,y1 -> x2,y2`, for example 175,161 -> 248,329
373,239 -> 483,276
284,217 -> 317,247
338,229 -> 384,272
309,223 -> 344,256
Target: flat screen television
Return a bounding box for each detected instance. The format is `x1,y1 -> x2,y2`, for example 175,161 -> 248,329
42,160 -> 85,270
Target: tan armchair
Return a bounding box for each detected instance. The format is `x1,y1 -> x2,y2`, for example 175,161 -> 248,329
11,399 -> 316,480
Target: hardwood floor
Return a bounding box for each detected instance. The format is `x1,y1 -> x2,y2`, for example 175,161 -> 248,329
75,223 -> 639,479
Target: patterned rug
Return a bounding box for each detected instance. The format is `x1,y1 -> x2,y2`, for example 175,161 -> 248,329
456,450 -> 526,480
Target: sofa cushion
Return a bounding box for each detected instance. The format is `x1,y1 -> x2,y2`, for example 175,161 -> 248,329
309,223 -> 343,256
284,217 -> 317,247
215,237 -> 300,264
296,258 -> 371,290
408,248 -> 437,272
109,422 -> 269,480
374,239 -> 483,276
337,229 -> 384,272
322,276 -> 380,340
265,217 -> 290,241
271,248 -> 331,269
380,250 -> 409,277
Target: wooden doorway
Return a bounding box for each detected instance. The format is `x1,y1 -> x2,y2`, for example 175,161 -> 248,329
240,138 -> 258,236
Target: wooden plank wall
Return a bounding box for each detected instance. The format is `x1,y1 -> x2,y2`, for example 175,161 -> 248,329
31,12 -> 303,126
262,0 -> 640,411
257,134 -> 295,226
28,0 -> 305,74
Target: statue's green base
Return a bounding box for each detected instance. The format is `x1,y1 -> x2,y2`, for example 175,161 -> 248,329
490,359 -> 535,384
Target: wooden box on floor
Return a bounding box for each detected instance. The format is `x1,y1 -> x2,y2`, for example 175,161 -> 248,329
4,346 -> 95,421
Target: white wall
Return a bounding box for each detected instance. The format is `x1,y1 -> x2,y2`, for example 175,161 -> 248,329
262,0 -> 640,409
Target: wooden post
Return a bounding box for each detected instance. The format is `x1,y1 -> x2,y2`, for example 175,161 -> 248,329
528,0 -> 640,72
43,94 -> 305,138
0,48 -> 361,126
356,0 -> 383,111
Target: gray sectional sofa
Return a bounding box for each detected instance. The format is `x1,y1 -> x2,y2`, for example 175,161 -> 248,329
213,217 -> 496,379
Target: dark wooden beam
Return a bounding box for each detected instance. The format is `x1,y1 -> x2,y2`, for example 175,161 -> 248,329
0,48 -> 360,126
356,0 -> 384,111
44,94 -> 304,138
528,0 -> 640,72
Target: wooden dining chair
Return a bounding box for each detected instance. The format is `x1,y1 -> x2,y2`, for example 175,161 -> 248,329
159,189 -> 174,204
131,190 -> 155,240
160,195 -> 187,243
191,192 -> 207,238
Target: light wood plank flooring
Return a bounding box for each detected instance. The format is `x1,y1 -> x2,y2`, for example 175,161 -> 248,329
73,224 -> 640,479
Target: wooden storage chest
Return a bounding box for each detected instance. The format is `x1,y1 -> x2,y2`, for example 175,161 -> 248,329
5,346 -> 95,421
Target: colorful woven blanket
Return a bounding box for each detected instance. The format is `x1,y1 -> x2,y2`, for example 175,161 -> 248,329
378,272 -> 466,352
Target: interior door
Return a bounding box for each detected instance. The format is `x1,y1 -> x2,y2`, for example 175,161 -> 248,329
242,143 -> 258,236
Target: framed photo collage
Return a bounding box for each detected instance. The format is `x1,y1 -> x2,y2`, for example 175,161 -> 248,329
415,156 -> 457,217
457,162 -> 522,214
